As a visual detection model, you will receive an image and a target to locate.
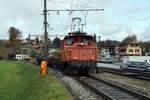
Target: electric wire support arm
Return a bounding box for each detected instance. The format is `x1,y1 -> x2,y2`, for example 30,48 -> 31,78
42,0 -> 104,61
47,9 -> 104,12
46,8 -> 104,32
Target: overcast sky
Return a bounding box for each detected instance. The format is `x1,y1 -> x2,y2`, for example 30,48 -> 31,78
0,0 -> 150,41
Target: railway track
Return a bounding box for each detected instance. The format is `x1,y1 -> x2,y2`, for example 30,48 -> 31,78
76,76 -> 150,100
29,61 -> 150,99
100,67 -> 150,81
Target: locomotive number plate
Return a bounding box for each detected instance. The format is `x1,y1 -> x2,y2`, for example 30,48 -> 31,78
81,54 -> 86,56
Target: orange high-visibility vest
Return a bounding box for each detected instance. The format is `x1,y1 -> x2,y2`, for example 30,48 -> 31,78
41,61 -> 47,69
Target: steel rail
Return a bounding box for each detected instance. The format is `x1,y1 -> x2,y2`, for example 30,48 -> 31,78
100,67 -> 150,76
102,70 -> 150,81
90,76 -> 150,100
75,77 -> 114,100
100,67 -> 150,81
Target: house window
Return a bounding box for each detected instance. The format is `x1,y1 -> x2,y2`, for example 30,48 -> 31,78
129,49 -> 133,52
135,49 -> 139,52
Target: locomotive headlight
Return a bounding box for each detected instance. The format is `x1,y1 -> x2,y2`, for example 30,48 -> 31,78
74,57 -> 77,60
80,43 -> 84,46
91,57 -> 94,60
89,51 -> 93,54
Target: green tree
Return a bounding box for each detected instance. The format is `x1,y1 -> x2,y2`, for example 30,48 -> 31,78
122,35 -> 137,43
140,41 -> 150,55
35,37 -> 39,44
53,37 -> 61,48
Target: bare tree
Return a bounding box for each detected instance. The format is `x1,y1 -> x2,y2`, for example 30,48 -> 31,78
7,26 -> 22,54
9,26 -> 22,43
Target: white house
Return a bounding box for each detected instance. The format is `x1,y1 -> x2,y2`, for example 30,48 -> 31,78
16,54 -> 28,60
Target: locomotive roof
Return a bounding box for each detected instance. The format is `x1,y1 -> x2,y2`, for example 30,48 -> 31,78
64,31 -> 94,39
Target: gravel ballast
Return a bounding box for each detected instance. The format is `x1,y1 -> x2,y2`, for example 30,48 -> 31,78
98,72 -> 150,96
58,76 -> 101,100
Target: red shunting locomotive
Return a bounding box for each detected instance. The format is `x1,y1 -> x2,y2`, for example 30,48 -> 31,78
61,31 -> 98,74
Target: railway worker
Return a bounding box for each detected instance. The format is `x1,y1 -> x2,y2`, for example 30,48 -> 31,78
41,61 -> 47,75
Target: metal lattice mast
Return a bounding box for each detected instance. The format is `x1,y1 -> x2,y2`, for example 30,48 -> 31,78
43,0 -> 48,61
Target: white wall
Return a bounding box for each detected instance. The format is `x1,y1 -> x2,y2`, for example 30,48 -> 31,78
123,56 -> 150,64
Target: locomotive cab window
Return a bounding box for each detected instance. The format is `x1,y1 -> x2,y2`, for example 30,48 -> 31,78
82,39 -> 91,45
66,38 -> 75,45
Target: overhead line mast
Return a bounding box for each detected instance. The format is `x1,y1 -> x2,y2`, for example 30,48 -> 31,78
43,0 -> 48,61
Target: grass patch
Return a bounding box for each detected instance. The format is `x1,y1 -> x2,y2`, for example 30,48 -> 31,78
0,61 -> 70,100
